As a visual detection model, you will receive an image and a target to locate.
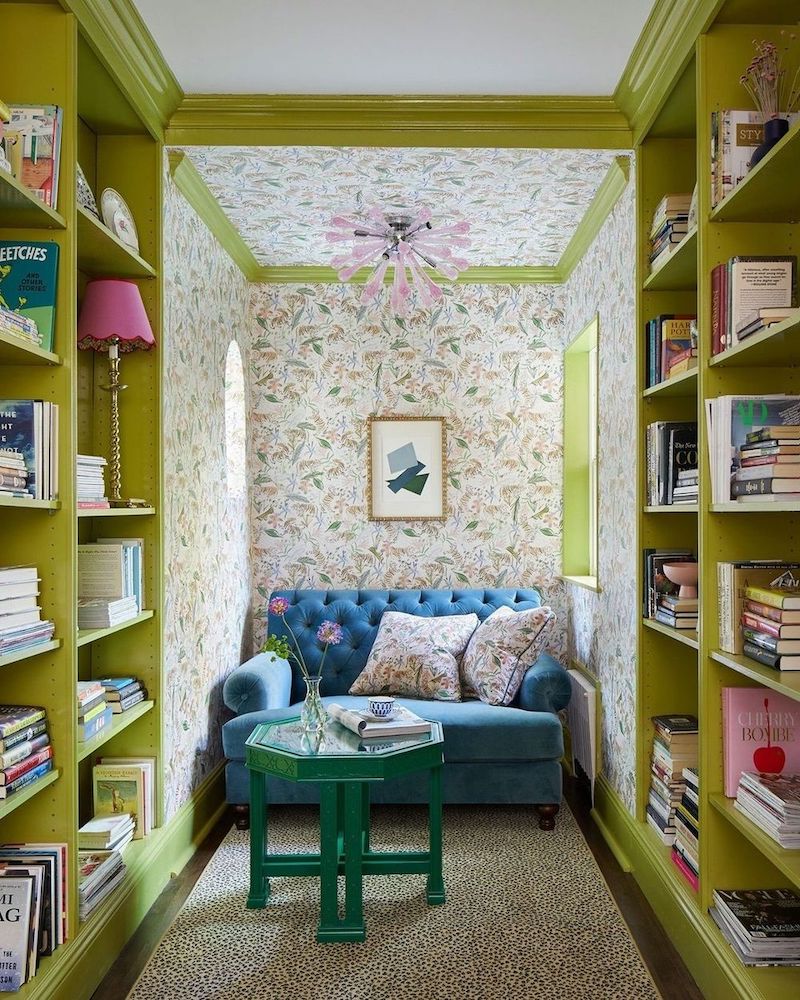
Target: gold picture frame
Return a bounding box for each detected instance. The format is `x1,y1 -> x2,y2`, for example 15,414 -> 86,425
367,414 -> 447,521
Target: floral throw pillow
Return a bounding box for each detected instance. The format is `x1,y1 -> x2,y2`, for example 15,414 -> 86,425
349,611 -> 479,702
460,605 -> 556,706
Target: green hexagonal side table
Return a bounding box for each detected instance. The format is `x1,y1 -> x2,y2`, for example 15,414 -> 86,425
245,717 -> 446,942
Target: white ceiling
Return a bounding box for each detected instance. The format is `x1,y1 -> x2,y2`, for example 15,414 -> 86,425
133,0 -> 655,95
177,146 -> 621,267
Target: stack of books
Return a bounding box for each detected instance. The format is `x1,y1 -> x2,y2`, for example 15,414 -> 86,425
0,447 -> 30,499
644,315 -> 697,387
76,455 -> 109,509
738,306 -> 800,341
740,583 -> 800,672
78,812 -> 135,853
0,565 -> 55,657
78,538 -> 144,629
735,773 -> 800,849
77,596 -> 137,630
92,757 -> 155,842
0,398 -> 59,500
717,560 -> 800,654
710,888 -> 800,967
649,194 -> 692,272
0,307 -> 40,348
0,842 -> 67,988
645,421 -> 697,505
732,424 -> 800,503
1,105 -> 63,208
672,767 -> 700,890
0,706 -> 53,798
710,256 -> 796,354
78,849 -> 126,922
646,715 -> 699,846
76,681 -> 112,743
655,592 -> 698,632
101,676 -> 148,715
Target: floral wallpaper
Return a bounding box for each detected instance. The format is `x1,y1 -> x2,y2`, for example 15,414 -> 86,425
557,161 -> 638,815
162,155 -> 253,821
247,282 -> 567,656
181,146 -> 618,267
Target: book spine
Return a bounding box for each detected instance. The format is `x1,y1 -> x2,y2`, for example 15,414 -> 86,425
0,758 -> 53,797
744,600 -> 787,622
741,612 -> 781,638
0,709 -> 46,739
78,708 -> 112,743
743,640 -> 781,669
746,585 -> 795,609
0,744 -> 52,785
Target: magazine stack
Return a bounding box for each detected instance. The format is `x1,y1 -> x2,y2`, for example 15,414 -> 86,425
735,773 -> 800,849
710,888 -> 800,966
78,849 -> 126,921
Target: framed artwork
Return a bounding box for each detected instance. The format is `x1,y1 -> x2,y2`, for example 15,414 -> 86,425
367,415 -> 447,521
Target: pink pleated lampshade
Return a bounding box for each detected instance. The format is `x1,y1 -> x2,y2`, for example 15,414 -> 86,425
77,278 -> 155,353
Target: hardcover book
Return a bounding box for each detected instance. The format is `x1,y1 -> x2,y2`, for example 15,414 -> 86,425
723,688 -> 800,796
92,765 -> 146,838
0,874 -> 33,988
0,242 -> 59,351
0,707 -> 46,740
5,106 -> 62,209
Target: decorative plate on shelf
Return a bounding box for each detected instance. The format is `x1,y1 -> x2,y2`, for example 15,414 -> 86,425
100,187 -> 139,253
76,163 -> 100,218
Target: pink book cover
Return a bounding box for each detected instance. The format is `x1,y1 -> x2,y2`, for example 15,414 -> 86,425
723,687 -> 800,796
671,849 -> 699,891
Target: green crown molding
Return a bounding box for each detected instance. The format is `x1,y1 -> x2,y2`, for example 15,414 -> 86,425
61,0 -> 183,139
254,265 -> 562,285
557,156 -> 630,281
165,94 -> 632,149
167,151 -> 262,280
614,0 -> 722,144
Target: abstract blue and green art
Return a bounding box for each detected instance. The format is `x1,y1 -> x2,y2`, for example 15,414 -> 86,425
386,442 -> 429,496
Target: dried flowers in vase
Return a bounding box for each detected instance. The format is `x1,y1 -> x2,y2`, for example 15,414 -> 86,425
740,33 -> 800,167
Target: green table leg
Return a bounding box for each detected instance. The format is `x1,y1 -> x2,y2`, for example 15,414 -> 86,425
318,783 -> 342,941
361,783 -> 370,854
426,764 -> 445,905
317,781 -> 367,942
246,768 -> 269,908
343,782 -> 366,938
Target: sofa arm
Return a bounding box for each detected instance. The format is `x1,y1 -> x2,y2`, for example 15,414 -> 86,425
517,653 -> 571,714
223,652 -> 292,716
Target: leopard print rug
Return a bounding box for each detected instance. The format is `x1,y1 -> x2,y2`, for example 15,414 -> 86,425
128,804 -> 660,1000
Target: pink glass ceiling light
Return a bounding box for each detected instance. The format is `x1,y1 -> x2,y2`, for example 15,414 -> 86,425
326,206 -> 471,314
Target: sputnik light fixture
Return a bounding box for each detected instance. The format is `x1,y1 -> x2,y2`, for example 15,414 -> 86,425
326,206 -> 471,314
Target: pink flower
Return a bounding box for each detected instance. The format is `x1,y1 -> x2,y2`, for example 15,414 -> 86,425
268,596 -> 290,616
316,621 -> 343,645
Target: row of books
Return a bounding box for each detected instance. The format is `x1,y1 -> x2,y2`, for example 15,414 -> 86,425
671,766 -> 699,891
646,714 -> 699,852
0,241 -> 59,353
77,677 -> 148,743
0,842 -> 68,989
717,561 -> 800,663
645,421 -> 697,506
78,539 -> 144,629
710,109 -> 800,209
0,565 -> 55,658
710,888 -> 800,967
642,549 -> 698,631
0,705 -> 53,800
0,105 -> 63,209
644,314 -> 697,388
648,193 -> 692,273
0,399 -> 59,501
705,394 -> 800,504
77,454 -> 109,508
710,255 -> 796,354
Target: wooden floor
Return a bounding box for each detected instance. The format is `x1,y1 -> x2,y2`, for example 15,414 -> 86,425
92,776 -> 703,1000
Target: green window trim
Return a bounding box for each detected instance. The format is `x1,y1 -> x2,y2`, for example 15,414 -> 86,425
563,315 -> 599,582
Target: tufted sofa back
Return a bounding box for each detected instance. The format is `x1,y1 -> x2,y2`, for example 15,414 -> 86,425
268,587 -> 543,704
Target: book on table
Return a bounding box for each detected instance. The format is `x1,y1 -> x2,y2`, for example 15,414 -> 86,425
326,702 -> 432,738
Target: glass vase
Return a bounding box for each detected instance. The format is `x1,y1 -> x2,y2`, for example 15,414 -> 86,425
300,674 -> 326,734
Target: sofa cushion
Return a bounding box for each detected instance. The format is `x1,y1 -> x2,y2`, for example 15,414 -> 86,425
349,611 -> 478,701
461,605 -> 556,705
222,695 -> 564,764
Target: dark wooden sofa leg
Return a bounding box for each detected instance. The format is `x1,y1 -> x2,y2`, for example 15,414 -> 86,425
535,804 -> 559,831
233,804 -> 250,831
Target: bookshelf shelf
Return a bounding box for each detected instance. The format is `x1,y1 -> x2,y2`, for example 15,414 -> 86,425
78,824 -> 163,929
642,618 -> 699,650
642,227 -> 697,291
77,700 -> 155,762
643,505 -> 698,513
76,205 -> 156,279
642,368 -> 698,398
709,793 -> 800,890
710,501 -> 800,513
710,649 -> 800,701
708,312 -> 800,369
77,506 -> 155,518
0,330 -> 61,367
0,169 -> 66,229
76,610 -> 154,648
709,122 -> 800,223
0,639 -> 61,669
0,496 -> 61,511
0,769 -> 60,821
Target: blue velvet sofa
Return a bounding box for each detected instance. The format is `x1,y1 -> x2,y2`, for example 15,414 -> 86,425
222,588 -> 571,830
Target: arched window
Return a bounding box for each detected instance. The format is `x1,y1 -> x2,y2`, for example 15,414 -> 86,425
224,339 -> 246,498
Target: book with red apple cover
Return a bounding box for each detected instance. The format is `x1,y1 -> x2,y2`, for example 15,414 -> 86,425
722,688 -> 800,796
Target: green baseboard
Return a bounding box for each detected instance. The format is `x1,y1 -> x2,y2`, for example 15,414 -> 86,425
29,762 -> 227,1000
592,774 -> 767,1000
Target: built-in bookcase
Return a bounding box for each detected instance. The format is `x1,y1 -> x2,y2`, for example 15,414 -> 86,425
0,4 -> 163,996
634,3 -> 800,997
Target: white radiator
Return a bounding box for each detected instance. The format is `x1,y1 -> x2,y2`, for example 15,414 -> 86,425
566,668 -> 598,804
